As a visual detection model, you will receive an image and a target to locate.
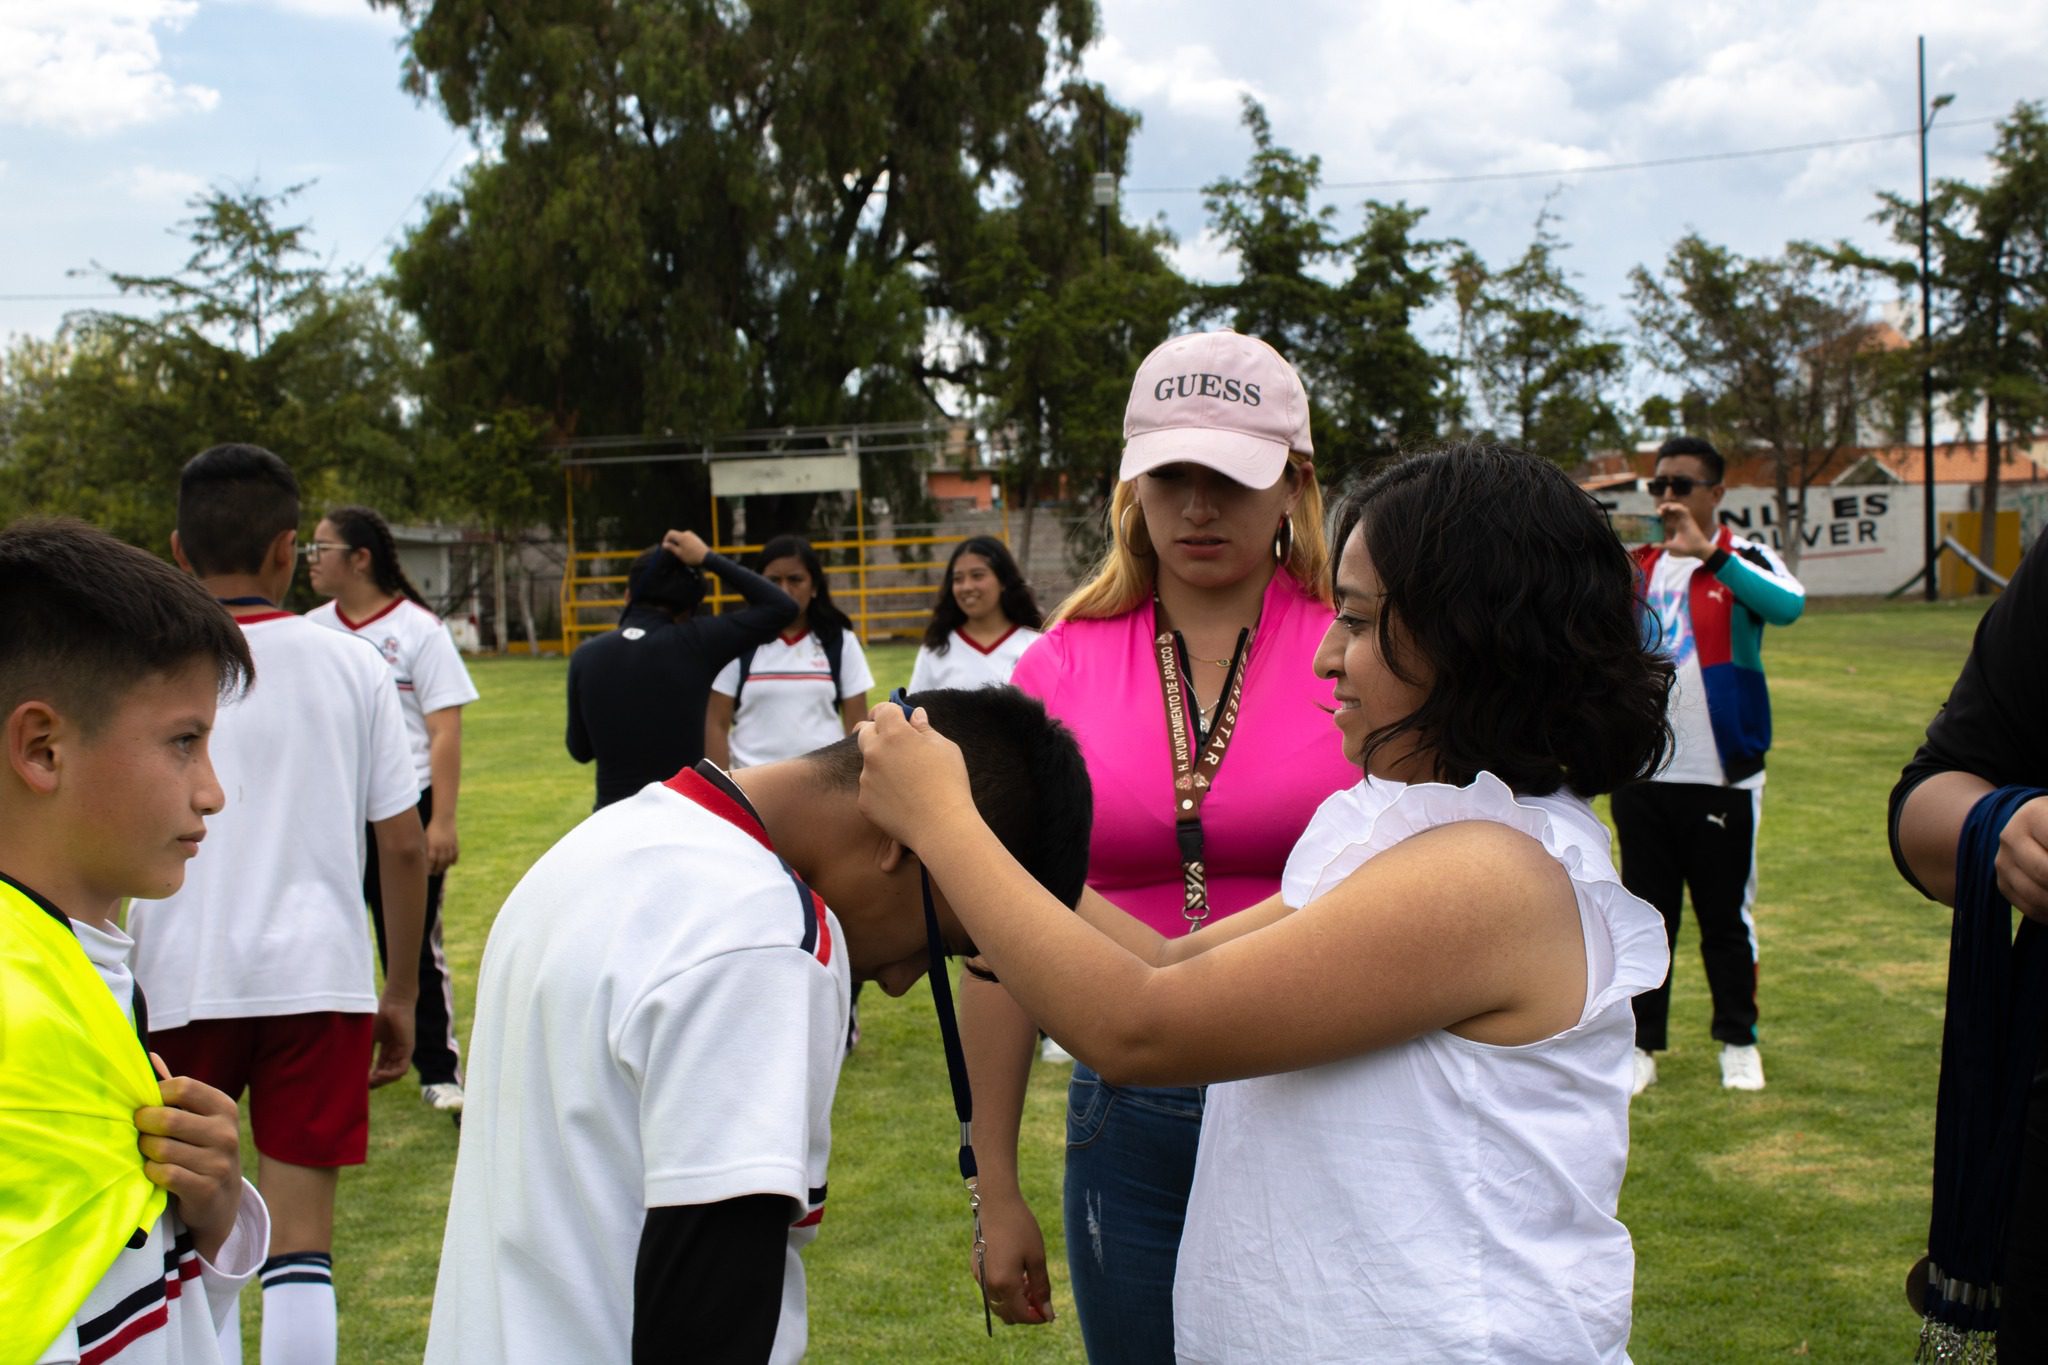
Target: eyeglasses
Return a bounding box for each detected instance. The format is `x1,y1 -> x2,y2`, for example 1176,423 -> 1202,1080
886,687 -> 992,1336
1645,476 -> 1716,498
300,541 -> 346,561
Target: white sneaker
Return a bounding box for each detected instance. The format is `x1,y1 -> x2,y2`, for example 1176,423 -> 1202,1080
1719,1044 -> 1765,1091
422,1081 -> 466,1113
1631,1048 -> 1657,1097
1040,1037 -> 1074,1064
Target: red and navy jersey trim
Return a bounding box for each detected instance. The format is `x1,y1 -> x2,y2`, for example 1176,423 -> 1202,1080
335,598 -> 404,631
794,1183 -> 828,1229
956,625 -> 1020,656
664,763 -> 833,966
232,610 -> 295,626
74,1227 -> 200,1364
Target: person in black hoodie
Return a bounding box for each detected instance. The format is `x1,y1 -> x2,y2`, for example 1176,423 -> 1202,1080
567,529 -> 796,809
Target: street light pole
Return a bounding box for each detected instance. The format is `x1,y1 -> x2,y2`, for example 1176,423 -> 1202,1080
1917,37 -> 1953,601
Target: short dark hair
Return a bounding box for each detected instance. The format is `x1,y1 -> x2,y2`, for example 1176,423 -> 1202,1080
1332,442 -> 1673,796
625,546 -> 705,616
177,443 -> 299,576
1655,436 -> 1724,484
0,517 -> 254,734
807,687 -> 1092,909
922,537 -> 1044,653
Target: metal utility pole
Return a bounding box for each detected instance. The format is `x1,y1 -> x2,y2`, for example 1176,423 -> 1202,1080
1917,37 -> 1953,601
1093,112 -> 1114,260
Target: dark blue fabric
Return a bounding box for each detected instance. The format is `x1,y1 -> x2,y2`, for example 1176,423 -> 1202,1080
1927,784 -> 2048,1331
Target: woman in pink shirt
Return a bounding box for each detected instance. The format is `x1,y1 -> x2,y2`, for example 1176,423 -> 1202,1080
962,330 -> 1358,1359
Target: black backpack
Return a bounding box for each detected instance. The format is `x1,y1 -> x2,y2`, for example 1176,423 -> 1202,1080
733,628 -> 844,710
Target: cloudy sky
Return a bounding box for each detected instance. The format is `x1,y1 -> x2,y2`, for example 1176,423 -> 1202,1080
4,0 -> 2045,391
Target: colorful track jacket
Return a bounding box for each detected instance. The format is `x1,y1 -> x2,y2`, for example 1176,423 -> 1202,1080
1634,527 -> 1806,784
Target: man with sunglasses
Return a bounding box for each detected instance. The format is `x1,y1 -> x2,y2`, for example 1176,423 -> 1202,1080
1616,435 -> 1805,1096
426,686 -> 1089,1365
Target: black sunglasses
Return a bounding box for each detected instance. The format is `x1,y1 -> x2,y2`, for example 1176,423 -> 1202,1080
886,688 -> 992,1336
1645,475 -> 1715,498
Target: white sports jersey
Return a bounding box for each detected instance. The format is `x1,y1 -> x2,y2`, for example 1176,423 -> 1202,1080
128,612 -> 418,1027
427,767 -> 850,1365
906,626 -> 1041,692
711,629 -> 874,768
34,919 -> 270,1365
308,598 -> 479,790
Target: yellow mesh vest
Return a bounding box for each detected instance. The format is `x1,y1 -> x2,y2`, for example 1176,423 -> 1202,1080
0,880 -> 168,1365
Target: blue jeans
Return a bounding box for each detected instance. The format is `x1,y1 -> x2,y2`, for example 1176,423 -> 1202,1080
1063,1061 -> 1205,1364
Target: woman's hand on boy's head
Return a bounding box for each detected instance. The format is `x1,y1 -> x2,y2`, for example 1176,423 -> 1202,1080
856,704 -> 971,846
135,1064 -> 243,1262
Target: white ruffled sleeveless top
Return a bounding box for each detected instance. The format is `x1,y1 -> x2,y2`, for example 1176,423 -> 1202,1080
1172,773 -> 1670,1364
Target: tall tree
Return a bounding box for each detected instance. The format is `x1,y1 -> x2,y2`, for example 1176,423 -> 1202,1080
375,0 -> 1101,545
1322,200 -> 1459,474
1631,236 -> 1880,572
948,79 -> 1189,561
0,184 -> 417,554
1832,101 -> 2048,588
1199,99 -> 1343,377
1198,101 -> 1457,481
1460,206 -> 1625,465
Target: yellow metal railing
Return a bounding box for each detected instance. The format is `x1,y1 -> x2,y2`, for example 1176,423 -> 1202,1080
558,532 -> 1001,650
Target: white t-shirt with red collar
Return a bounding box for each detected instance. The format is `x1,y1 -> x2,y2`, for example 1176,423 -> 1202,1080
906,625 -> 1042,693
427,766 -> 849,1365
711,629 -> 874,769
307,597 -> 479,792
128,612 -> 418,1027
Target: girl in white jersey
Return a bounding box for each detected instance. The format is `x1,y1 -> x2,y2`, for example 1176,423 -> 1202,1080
706,535 -> 873,770
906,536 -> 1043,693
858,443 -> 1678,1363
305,504 -> 479,1116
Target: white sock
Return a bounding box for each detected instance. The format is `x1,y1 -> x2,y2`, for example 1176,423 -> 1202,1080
259,1253 -> 336,1365
216,1291 -> 243,1365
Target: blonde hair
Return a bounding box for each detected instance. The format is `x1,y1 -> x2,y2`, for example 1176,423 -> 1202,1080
1053,454 -> 1331,623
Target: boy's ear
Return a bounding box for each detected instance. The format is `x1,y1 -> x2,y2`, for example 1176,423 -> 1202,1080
268,527 -> 298,573
169,531 -> 194,574
875,836 -> 911,876
5,700 -> 66,796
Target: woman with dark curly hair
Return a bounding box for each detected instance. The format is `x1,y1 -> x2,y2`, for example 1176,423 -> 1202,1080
907,537 -> 1044,692
858,442 -> 1676,1363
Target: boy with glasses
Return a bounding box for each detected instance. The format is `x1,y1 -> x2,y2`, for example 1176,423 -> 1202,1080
1616,435 -> 1805,1096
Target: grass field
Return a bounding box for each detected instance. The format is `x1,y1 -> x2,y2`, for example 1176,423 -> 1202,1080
242,594 -> 1994,1362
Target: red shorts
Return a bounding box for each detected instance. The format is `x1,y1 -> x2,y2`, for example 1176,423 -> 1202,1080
151,1012 -> 375,1168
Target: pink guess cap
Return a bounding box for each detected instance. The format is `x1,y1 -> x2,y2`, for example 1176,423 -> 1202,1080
1119,329 -> 1313,490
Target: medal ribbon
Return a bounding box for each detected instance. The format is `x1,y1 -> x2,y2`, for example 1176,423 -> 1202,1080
1155,625 -> 1250,932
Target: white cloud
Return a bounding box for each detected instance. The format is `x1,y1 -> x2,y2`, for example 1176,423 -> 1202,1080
121,163 -> 204,203
0,0 -> 218,135
1165,226 -> 1237,285
231,0 -> 405,26
1086,33 -> 1262,121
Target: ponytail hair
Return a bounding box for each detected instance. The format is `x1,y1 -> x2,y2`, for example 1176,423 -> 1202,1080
325,505 -> 430,611
757,535 -> 852,640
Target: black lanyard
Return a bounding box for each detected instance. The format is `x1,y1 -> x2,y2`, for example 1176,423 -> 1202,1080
887,688 -> 991,1335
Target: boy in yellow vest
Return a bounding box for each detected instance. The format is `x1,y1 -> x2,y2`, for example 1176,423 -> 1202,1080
0,518 -> 269,1365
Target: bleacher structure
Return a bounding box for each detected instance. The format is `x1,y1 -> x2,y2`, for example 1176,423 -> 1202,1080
557,421 -> 1013,651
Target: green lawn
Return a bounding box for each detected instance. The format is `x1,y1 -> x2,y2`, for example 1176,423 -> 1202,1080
250,598 -> 1991,1362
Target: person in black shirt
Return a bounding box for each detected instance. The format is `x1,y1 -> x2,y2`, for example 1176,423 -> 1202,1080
1890,525 -> 2048,1350
567,529 -> 797,808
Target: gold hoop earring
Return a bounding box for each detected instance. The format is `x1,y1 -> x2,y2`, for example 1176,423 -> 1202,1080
1274,519 -> 1294,563
1120,504 -> 1153,557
